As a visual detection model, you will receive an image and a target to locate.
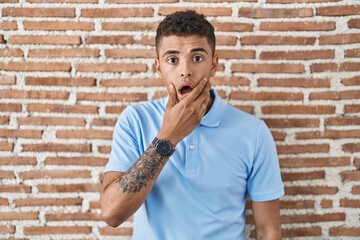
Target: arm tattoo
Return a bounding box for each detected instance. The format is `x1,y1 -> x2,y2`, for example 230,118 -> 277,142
117,146 -> 167,193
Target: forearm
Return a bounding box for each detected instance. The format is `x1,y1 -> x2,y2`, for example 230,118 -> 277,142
101,145 -> 170,227
255,228 -> 281,240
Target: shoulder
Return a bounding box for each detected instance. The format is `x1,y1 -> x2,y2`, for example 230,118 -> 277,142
222,103 -> 263,130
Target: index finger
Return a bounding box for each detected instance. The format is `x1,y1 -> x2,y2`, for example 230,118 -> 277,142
183,78 -> 208,104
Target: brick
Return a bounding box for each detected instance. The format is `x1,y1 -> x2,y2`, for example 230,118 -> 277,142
310,90 -> 360,100
217,50 -> 255,59
229,91 -> 303,101
0,75 -> 16,85
0,35 -> 4,43
185,0 -> 254,2
9,35 -> 81,45
101,78 -> 163,87
262,105 -> 335,114
0,21 -> 18,31
105,49 -> 156,58
268,0 -> 340,2
325,117 -> 360,126
98,145 -> 111,154
317,5 -> 360,16
0,142 -> 13,151
280,200 -> 314,209
92,118 -> 117,127
340,199 -> 360,208
232,63 -> 304,73
320,34 -> 360,45
285,186 -> 338,195
212,22 -> 253,32
0,157 -> 37,165
28,103 -> 98,114
108,0 -> 176,2
77,92 -> 147,102
0,171 -> 15,178
22,143 -> 91,152
23,21 -> 94,31
135,35 -> 154,45
100,227 -> 133,236
28,48 -> 100,58
45,157 -> 107,166
38,183 -> 101,192
2,7 -> 75,17
296,130 -> 360,139
282,171 -> 325,181
341,170 -> 360,181
345,105 -> 360,113
277,144 -> 330,154
263,118 -> 319,128
81,8 -> 153,18
330,227 -> 360,236
240,7 -> 313,18
0,48 -> 23,57
312,62 -> 360,72
355,158 -> 360,168
56,130 -> 113,139
0,0 -> 18,2
46,212 -> 100,221
260,21 -> 335,31
18,117 -> 86,126
345,48 -> 360,58
102,22 -> 157,31
343,143 -> 360,153
258,77 -> 330,88
28,0 -> 97,2
76,63 -> 146,73
0,184 -> 31,193
341,76 -> 360,86
282,227 -> 321,238
159,7 -> 232,16
0,117 -> 9,125
260,50 -> 334,60
25,77 -> 96,86
280,157 -> 350,168
241,35 -> 316,45
0,90 -> 69,100
15,198 -> 82,207
85,35 -> 134,45
21,170 -> 91,179
216,36 -> 237,46
0,62 -> 71,72
212,77 -> 250,86
282,213 -> 344,223
0,103 -> 21,112
0,225 -> 15,234
0,212 -> 38,220
0,129 -> 42,139
348,18 -> 360,29
105,105 -> 126,114
24,226 -> 91,235
90,201 -> 100,209
353,186 -> 360,194
321,199 -> 333,208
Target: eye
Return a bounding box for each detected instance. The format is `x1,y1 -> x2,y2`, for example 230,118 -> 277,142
166,57 -> 177,64
193,55 -> 204,62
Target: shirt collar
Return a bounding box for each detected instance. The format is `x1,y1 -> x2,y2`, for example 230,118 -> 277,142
200,89 -> 226,128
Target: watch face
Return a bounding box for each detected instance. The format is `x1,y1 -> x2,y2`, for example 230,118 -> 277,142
156,141 -> 171,156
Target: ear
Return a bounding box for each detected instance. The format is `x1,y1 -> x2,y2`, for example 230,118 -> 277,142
154,58 -> 162,76
210,54 -> 219,77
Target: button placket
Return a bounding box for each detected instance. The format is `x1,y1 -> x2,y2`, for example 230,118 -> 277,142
185,129 -> 198,173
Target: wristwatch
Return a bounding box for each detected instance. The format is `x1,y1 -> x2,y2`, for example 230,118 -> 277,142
151,137 -> 175,157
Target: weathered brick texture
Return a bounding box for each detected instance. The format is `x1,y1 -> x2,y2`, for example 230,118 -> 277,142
0,0 -> 359,239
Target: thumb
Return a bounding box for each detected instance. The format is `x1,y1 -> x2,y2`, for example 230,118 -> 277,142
166,83 -> 177,109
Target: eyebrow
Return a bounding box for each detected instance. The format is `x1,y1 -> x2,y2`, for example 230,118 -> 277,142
162,47 -> 208,57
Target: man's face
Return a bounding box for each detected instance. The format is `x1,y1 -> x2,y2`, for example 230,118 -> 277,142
154,35 -> 218,102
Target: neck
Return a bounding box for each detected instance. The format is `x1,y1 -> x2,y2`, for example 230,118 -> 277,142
205,90 -> 215,115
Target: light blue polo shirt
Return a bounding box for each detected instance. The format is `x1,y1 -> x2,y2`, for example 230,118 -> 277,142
105,89 -> 284,240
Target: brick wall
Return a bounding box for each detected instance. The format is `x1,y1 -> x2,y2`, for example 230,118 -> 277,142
0,0 -> 359,239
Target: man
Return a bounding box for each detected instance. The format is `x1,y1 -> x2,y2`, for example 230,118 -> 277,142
101,10 -> 284,240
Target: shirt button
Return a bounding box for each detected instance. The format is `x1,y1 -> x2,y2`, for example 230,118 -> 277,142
189,144 -> 195,150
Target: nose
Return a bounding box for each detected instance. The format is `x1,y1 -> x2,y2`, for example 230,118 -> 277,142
180,61 -> 192,77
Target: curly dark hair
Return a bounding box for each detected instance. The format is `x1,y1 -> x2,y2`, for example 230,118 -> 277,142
155,10 -> 216,57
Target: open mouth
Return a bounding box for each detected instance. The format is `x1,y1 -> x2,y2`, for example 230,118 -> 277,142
180,86 -> 193,95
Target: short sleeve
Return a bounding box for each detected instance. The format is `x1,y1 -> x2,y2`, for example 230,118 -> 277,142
104,106 -> 141,173
247,120 -> 284,201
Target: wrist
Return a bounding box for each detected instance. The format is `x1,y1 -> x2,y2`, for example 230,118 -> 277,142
156,132 -> 179,147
